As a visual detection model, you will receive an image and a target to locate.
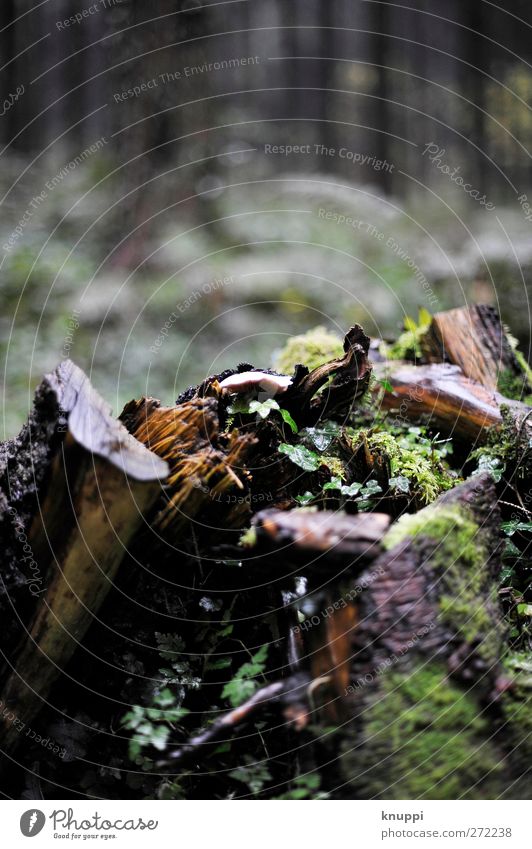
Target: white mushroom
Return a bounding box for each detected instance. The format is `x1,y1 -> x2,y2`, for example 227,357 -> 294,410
219,371 -> 293,397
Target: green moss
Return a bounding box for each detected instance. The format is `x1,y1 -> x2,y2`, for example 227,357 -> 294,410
351,427 -> 456,505
501,653 -> 532,771
273,326 -> 344,374
497,367 -> 532,404
383,504 -> 502,664
342,663 -> 503,799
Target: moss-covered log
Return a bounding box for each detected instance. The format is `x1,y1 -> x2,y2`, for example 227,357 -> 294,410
335,473 -> 531,799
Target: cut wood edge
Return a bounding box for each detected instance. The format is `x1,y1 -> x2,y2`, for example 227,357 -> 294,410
46,359 -> 169,481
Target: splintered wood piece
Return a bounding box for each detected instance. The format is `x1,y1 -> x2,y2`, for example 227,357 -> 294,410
252,509 -> 391,560
245,509 -> 391,719
121,396 -> 257,535
0,361 -> 168,754
377,362 -> 530,442
421,304 -> 531,394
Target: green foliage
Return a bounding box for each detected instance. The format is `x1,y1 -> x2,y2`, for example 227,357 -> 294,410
230,398 -> 298,433
381,308 -> 432,361
501,653 -> 532,783
276,772 -> 323,800
502,520 -> 532,536
279,442 -> 322,472
228,756 -> 272,796
122,632 -> 198,762
498,330 -> 532,402
155,632 -> 201,703
273,326 -> 344,374
123,691 -> 189,761
349,425 -> 456,505
323,476 -> 382,506
302,421 -> 340,451
221,644 -> 269,708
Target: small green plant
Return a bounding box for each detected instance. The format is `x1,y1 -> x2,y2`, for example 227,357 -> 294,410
228,755 -> 272,796
122,632 -> 199,763
276,772 -> 324,800
228,398 -> 298,433
382,307 -> 432,361
221,644 -> 269,708
122,690 -> 189,761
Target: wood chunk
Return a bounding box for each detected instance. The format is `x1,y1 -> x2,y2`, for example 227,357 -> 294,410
0,362 -> 168,755
421,304 -> 532,394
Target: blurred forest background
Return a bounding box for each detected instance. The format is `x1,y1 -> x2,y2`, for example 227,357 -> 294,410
1,0 -> 532,436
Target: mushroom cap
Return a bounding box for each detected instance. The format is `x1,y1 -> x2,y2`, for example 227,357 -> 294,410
219,371 -> 293,396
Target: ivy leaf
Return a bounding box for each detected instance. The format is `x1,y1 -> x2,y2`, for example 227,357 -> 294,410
501,520 -> 532,537
304,421 -> 339,451
295,491 -> 315,505
389,475 -> 410,494
249,398 -> 280,419
359,480 -> 382,497
323,478 -> 363,497
474,454 -> 505,483
340,481 -> 363,497
323,476 -> 343,492
279,408 -> 298,434
279,443 -> 322,472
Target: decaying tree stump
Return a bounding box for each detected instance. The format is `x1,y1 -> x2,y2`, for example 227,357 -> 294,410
0,312 -> 530,799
